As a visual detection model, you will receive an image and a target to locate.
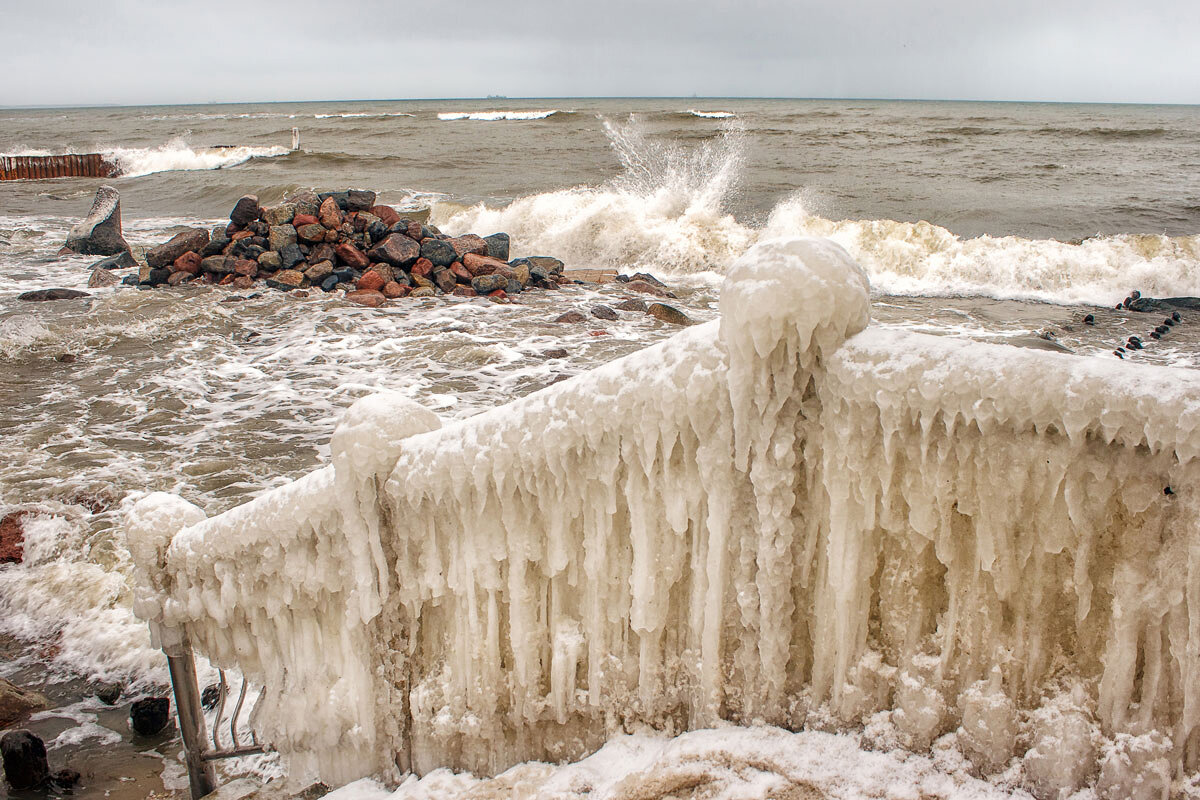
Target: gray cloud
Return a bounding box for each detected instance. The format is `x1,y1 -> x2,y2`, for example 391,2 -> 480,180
1,0 -> 1196,106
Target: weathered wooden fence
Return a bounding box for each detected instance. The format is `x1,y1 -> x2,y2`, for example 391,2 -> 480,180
0,154 -> 118,181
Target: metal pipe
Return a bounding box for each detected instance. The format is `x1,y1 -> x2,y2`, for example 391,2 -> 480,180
167,648 -> 217,799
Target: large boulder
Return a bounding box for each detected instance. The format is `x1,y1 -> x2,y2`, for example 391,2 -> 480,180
0,678 -> 48,728
17,289 -> 90,302
367,234 -> 420,267
65,185 -> 129,256
420,239 -> 457,268
1,730 -> 48,790
483,233 -> 510,261
229,195 -> 261,227
146,228 -> 209,269
346,189 -> 376,212
446,234 -> 489,260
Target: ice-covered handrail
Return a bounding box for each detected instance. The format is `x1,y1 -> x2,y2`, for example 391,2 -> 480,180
129,237 -> 1200,798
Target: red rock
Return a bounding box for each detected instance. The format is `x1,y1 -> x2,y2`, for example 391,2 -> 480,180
624,280 -> 674,298
382,281 -> 409,298
405,221 -> 423,240
357,270 -> 386,292
447,234 -> 489,259
345,290 -> 386,307
267,270 -> 304,289
324,229 -> 340,243
292,214 -> 319,227
319,196 -> 344,229
370,205 -> 401,227
337,242 -> 370,269
462,252 -> 510,276
488,289 -> 507,299
172,251 -> 202,274
452,286 -> 478,297
219,274 -> 235,286
589,330 -> 610,336
411,257 -> 434,278
232,276 -> 255,289
0,511 -> 29,563
450,261 -> 472,282
233,260 -> 258,277
231,230 -> 254,242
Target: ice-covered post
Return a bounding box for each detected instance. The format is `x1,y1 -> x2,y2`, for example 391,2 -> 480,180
127,492 -> 216,799
710,237 -> 871,720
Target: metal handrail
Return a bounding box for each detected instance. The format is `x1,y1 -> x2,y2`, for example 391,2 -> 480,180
166,646 -> 267,799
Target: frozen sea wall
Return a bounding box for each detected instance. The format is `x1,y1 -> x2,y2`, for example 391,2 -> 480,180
129,237 -> 1200,798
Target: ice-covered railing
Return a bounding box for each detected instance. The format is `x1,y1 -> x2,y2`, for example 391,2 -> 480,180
129,238 -> 1200,799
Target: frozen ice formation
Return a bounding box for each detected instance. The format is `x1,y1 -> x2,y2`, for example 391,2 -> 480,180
128,237 -> 1200,797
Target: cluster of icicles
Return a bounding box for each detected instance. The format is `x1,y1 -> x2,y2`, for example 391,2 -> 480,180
129,237 -> 1200,798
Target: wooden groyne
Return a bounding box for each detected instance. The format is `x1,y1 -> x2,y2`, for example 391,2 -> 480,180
0,154 -> 118,181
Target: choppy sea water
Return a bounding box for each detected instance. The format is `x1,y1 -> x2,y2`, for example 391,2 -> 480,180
1,98 -> 1199,797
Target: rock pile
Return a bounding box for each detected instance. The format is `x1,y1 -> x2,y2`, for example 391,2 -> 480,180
116,190 -> 567,307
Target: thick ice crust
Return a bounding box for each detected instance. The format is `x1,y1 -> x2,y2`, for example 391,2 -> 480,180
127,237 -> 1200,798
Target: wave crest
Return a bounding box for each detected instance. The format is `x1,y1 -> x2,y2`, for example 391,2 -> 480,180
105,138 -> 289,177
437,110 -> 562,121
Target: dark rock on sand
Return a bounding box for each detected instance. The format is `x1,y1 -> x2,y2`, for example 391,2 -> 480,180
65,185 -> 130,256
89,251 -> 136,271
646,303 -> 693,326
484,233 -> 510,261
617,271 -> 669,288
129,697 -> 170,736
624,280 -> 675,298
92,681 -> 124,706
472,274 -> 508,294
1,730 -> 49,790
203,226 -> 232,256
201,684 -> 220,710
146,228 -> 210,269
229,195 -> 261,227
346,189 -> 377,212
88,268 -> 121,288
1128,296 -> 1200,313
591,304 -> 619,321
17,288 -> 91,302
613,298 -> 648,312
0,678 -> 48,727
420,239 -> 457,268
554,310 -> 588,323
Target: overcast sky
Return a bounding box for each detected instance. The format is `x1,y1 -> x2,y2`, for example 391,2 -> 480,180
3,0 -> 1197,107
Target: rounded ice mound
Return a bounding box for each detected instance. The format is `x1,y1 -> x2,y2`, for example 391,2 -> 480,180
331,392 -> 442,480
719,236 -> 870,360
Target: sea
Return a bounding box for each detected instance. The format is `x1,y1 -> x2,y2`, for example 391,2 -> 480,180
1,98 -> 1199,798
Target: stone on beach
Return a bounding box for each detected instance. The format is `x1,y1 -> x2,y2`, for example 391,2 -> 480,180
229,195 -> 261,227
368,234 -> 420,267
0,678 -> 47,728
1,730 -> 49,790
146,228 -> 210,268
483,232 -> 510,261
17,288 -> 91,302
420,239 -> 457,268
89,251 -> 136,271
88,268 -> 121,288
65,185 -> 130,256
129,697 -> 170,736
345,290 -> 387,307
646,302 -> 693,325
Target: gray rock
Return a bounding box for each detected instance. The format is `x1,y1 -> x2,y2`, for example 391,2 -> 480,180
646,303 -> 693,326
17,288 -> 91,301
471,274 -> 507,294
420,239 -> 457,268
146,228 -> 210,268
483,233 -> 510,261
304,261 -> 334,282
65,185 -> 129,256
613,298 -> 647,312
201,255 -> 234,275
262,203 -> 297,227
524,255 -> 564,275
87,268 -> 121,288
554,310 -> 587,323
278,243 -> 305,269
433,267 -> 457,294
591,304 -> 618,321
268,225 -> 298,252
89,251 -> 136,271
229,195 -> 261,227
286,190 -> 321,217
368,234 -> 420,267
203,226 -> 231,257
257,251 -> 282,271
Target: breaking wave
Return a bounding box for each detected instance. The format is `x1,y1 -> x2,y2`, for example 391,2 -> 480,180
437,110 -> 563,121
313,112 -> 415,119
687,109 -> 735,118
435,116 -> 1200,305
104,139 -> 289,177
